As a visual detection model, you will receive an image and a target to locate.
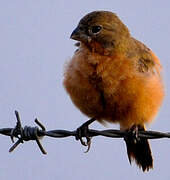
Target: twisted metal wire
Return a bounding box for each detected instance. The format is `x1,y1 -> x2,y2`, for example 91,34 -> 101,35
0,111 -> 170,154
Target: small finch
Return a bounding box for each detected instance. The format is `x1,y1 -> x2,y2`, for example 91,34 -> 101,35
63,11 -> 164,171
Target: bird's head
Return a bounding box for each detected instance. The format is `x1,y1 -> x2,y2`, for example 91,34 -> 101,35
70,11 -> 130,55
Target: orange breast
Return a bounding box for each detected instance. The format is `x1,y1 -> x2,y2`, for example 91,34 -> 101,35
63,47 -> 164,128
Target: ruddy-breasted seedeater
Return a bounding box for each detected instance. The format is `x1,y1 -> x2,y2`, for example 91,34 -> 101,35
63,11 -> 164,171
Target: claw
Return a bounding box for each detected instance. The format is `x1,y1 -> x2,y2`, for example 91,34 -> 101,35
76,118 -> 96,152
84,137 -> 91,153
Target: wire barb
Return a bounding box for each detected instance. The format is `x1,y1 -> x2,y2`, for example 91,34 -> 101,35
0,111 -> 170,155
9,111 -> 47,154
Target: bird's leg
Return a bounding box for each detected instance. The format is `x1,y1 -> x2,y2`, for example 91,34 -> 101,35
125,125 -> 140,144
76,118 -> 96,152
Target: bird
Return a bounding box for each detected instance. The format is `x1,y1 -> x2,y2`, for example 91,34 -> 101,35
63,11 -> 164,171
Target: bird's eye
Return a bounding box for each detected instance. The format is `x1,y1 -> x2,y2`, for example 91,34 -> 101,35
91,25 -> 102,34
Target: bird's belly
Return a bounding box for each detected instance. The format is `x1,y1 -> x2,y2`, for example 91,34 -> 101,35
64,71 -> 164,128
65,78 -> 105,118
64,70 -> 125,122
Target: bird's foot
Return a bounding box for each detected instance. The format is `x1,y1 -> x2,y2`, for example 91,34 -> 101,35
76,118 -> 96,153
126,125 -> 140,144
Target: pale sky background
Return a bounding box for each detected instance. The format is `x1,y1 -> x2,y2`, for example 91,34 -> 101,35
0,0 -> 170,179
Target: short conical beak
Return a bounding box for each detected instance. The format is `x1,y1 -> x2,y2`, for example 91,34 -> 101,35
70,27 -> 81,40
70,26 -> 92,43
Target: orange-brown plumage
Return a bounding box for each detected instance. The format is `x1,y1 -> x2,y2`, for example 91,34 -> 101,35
63,11 -> 164,171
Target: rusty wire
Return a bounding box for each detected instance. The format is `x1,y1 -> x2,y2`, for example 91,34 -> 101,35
0,110 -> 170,154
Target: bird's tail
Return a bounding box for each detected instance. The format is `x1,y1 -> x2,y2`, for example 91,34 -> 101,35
124,125 -> 153,172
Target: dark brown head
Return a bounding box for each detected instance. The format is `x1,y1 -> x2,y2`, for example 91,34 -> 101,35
70,11 -> 130,54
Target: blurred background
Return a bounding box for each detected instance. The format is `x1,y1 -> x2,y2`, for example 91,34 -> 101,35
0,0 -> 170,179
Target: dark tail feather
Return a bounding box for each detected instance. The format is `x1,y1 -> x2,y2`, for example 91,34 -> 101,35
124,125 -> 153,172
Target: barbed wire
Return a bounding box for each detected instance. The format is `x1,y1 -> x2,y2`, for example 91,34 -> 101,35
0,110 -> 170,154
